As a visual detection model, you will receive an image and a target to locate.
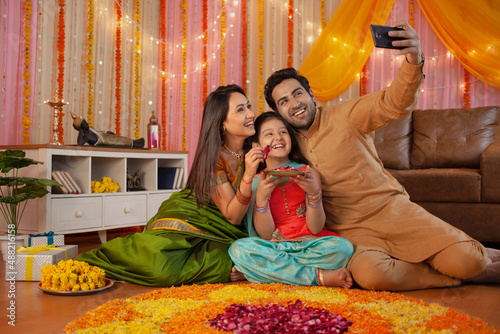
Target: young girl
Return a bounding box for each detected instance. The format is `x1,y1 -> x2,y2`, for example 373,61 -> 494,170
229,112 -> 354,288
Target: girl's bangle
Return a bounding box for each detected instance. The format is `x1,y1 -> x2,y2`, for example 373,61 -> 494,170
306,188 -> 321,197
255,200 -> 270,213
235,184 -> 251,205
307,194 -> 322,208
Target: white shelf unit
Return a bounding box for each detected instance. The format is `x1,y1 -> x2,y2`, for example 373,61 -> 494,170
0,145 -> 188,243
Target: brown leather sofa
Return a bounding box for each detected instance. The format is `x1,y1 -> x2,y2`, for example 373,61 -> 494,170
374,106 -> 500,243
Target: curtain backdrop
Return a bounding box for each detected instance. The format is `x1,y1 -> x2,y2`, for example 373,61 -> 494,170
1,0 -> 499,167
364,0 -> 500,109
299,0 -> 395,102
417,0 -> 500,90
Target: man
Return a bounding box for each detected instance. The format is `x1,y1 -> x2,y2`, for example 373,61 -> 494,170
264,22 -> 500,291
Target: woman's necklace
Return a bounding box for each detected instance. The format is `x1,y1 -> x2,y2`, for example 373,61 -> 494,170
223,144 -> 243,159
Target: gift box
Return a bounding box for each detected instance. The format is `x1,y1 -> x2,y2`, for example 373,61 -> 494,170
5,245 -> 78,281
28,232 -> 65,247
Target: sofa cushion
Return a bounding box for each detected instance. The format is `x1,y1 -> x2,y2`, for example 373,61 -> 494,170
411,106 -> 499,169
389,168 -> 481,203
374,115 -> 412,170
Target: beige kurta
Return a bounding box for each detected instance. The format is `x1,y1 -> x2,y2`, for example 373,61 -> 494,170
297,60 -> 472,264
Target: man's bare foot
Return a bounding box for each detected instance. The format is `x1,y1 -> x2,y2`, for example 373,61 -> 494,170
486,247 -> 500,263
229,266 -> 246,282
322,268 -> 353,289
463,261 -> 500,284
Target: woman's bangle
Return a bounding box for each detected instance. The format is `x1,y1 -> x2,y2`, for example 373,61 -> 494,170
255,200 -> 270,213
235,184 -> 251,205
241,177 -> 252,185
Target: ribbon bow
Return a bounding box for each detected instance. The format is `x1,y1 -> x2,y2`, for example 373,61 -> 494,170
17,244 -> 68,281
28,231 -> 56,247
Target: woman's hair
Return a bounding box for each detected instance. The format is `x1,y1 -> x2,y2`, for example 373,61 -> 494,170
186,84 -> 246,208
264,67 -> 312,112
243,112 -> 309,172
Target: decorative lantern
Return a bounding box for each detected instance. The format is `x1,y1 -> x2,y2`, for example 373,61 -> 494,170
147,110 -> 160,150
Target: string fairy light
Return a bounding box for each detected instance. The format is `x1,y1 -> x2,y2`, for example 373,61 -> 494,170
1,0 -> 7,129
258,0 -> 264,113
86,0 -> 94,127
241,0 -> 247,92
221,0 -> 226,85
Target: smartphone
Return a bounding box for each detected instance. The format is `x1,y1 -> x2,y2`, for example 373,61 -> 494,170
370,24 -> 405,50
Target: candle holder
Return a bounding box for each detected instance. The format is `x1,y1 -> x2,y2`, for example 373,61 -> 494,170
44,97 -> 69,145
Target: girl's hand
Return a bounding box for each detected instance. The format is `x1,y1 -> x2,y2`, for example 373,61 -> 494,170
242,143 -> 264,183
293,166 -> 321,194
255,173 -> 281,206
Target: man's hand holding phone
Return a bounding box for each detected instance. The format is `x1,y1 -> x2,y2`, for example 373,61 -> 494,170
370,22 -> 422,65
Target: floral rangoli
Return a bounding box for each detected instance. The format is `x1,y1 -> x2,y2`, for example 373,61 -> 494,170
64,283 -> 497,333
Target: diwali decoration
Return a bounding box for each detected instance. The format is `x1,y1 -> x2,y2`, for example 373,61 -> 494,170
71,112 -> 144,148
147,110 -> 160,150
44,96 -> 69,146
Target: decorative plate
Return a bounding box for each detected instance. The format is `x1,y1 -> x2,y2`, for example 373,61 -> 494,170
38,278 -> 114,296
263,170 -> 304,176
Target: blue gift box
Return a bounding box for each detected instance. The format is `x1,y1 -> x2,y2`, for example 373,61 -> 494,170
28,232 -> 65,247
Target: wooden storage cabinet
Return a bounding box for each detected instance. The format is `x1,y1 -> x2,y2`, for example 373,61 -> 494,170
0,145 -> 188,243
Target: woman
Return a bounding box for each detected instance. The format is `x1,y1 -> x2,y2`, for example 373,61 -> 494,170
229,112 -> 354,287
78,85 -> 263,286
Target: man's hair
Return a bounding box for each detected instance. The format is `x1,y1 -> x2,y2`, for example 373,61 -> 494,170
264,68 -> 312,111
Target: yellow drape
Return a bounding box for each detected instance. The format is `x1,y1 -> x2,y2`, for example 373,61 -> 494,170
417,0 -> 500,90
299,0 -> 395,102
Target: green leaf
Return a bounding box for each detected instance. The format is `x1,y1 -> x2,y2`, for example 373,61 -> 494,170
0,150 -> 43,174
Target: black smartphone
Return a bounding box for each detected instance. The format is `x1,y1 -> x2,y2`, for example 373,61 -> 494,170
370,24 -> 405,50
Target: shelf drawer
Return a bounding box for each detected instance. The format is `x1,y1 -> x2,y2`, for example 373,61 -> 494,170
148,192 -> 175,218
104,194 -> 147,226
51,197 -> 102,231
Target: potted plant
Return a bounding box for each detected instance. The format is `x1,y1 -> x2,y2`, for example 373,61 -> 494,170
0,149 -> 62,260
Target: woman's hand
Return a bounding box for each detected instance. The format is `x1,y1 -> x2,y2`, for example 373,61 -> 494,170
242,143 -> 264,183
293,166 -> 321,194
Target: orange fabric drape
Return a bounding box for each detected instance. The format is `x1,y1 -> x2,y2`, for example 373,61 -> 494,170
299,0 -> 395,102
417,0 -> 500,90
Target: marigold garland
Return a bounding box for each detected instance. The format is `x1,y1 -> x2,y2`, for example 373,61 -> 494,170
160,0 -> 167,150
181,0 -> 187,151
241,0 -> 247,93
22,0 -> 33,144
258,0 -> 264,113
114,0 -> 122,135
56,0 -> 66,143
86,0 -> 94,127
134,0 -> 141,140
63,283 -> 498,333
287,0 -> 293,68
464,69 -> 471,108
220,0 -> 226,85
